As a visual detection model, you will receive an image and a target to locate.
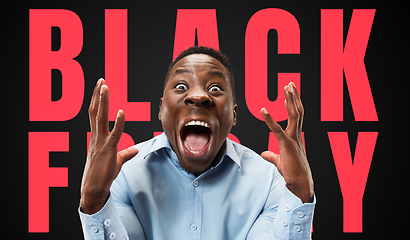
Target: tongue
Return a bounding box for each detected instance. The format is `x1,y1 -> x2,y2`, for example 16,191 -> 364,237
185,132 -> 209,151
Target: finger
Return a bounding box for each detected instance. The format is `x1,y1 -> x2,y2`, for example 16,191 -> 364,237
289,82 -> 304,129
89,79 -> 105,137
261,150 -> 280,166
96,83 -> 110,138
261,108 -> 286,141
117,146 -> 139,168
108,110 -> 125,146
284,84 -> 299,137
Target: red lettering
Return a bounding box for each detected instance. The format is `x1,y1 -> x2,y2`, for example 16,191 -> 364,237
26,9 -> 382,235
28,132 -> 69,232
245,8 -> 300,122
328,132 -> 377,232
173,9 -> 220,60
321,9 -> 377,121
29,9 -> 84,121
105,9 -> 151,121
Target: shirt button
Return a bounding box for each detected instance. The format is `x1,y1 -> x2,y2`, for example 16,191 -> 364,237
104,219 -> 111,227
109,232 -> 116,239
193,181 -> 199,187
285,204 -> 291,212
296,211 -> 304,218
91,226 -> 99,233
282,221 -> 288,227
293,225 -> 301,232
191,224 -> 197,230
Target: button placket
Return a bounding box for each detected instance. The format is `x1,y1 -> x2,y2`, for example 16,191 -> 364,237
186,178 -> 202,239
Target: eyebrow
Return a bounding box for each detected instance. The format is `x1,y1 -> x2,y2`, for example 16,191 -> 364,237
172,68 -> 192,77
172,68 -> 226,80
207,70 -> 226,80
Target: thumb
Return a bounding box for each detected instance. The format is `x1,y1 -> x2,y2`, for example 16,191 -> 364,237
261,150 -> 280,167
117,146 -> 139,166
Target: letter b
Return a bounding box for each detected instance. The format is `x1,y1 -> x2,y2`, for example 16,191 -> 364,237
29,9 -> 84,121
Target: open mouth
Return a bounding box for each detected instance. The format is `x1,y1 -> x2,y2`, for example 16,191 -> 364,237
180,120 -> 213,157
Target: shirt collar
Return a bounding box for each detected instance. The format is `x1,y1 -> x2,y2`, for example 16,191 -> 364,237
224,138 -> 241,170
143,132 -> 241,170
143,132 -> 173,159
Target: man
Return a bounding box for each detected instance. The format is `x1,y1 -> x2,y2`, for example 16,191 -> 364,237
79,46 -> 315,239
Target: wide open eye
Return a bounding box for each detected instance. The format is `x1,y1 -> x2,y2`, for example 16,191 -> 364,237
175,83 -> 188,90
208,85 -> 222,92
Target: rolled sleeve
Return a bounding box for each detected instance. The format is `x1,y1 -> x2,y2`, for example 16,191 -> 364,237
273,187 -> 316,240
78,195 -> 128,240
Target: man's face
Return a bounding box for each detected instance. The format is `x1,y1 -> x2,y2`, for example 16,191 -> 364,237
159,54 -> 237,176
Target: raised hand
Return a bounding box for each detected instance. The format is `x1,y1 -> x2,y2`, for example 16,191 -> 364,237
260,82 -> 314,203
80,79 -> 139,214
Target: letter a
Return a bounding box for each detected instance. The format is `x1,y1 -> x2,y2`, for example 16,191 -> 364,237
173,9 -> 219,60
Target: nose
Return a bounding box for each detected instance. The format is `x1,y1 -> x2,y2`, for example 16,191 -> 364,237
184,89 -> 212,107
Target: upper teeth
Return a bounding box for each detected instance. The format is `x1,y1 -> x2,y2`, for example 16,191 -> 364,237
185,120 -> 210,128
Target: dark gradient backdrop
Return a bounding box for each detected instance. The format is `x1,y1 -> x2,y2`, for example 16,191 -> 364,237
5,1 -> 404,239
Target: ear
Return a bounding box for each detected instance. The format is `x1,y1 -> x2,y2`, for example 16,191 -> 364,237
158,98 -> 163,121
232,103 -> 237,126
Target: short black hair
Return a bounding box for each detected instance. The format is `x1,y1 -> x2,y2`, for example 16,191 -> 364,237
164,46 -> 235,99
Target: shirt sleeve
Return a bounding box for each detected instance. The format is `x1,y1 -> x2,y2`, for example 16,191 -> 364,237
247,178 -> 316,240
78,171 -> 145,240
78,195 -> 129,240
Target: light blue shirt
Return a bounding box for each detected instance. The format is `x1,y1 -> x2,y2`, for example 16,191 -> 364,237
79,133 -> 315,239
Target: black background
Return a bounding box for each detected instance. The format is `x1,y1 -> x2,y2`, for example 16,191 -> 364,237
4,1 -> 405,239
